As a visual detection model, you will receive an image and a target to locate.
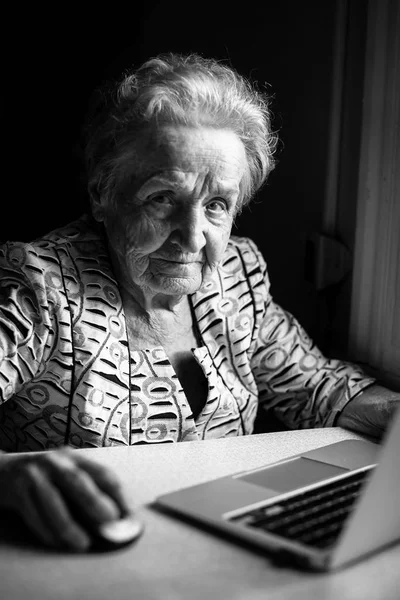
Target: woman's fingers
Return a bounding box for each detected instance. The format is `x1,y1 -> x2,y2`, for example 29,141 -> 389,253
75,453 -> 133,516
44,451 -> 121,524
17,484 -> 59,549
1,449 -> 130,550
0,449 -> 133,550
14,461 -> 91,551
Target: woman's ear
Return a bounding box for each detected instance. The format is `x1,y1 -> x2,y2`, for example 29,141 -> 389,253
88,183 -> 106,222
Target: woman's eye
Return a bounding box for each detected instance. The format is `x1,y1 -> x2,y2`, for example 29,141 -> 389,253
151,194 -> 173,206
206,199 -> 227,214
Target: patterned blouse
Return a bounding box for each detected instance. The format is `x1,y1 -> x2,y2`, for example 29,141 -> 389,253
0,215 -> 375,452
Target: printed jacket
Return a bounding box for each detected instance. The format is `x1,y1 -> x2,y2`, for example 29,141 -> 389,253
0,215 -> 375,451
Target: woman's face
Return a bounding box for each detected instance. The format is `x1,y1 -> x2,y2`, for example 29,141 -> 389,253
95,125 -> 248,298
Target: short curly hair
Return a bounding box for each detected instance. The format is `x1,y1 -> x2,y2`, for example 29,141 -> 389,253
84,52 -> 278,212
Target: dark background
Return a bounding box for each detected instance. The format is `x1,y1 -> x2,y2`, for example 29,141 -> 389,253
2,1 -> 367,354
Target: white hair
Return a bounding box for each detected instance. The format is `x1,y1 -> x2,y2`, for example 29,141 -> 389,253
84,52 -> 278,211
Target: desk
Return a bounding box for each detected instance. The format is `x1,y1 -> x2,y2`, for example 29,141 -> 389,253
0,428 -> 399,600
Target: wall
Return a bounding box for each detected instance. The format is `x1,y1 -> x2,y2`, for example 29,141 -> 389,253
2,1 -> 344,347
348,0 -> 400,389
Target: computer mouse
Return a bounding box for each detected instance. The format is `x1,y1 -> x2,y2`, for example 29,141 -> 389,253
89,515 -> 144,551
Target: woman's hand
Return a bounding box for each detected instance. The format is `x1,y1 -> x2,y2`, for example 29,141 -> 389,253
0,448 -> 132,552
336,384 -> 400,441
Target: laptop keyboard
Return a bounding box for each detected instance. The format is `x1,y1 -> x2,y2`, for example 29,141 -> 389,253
228,467 -> 375,549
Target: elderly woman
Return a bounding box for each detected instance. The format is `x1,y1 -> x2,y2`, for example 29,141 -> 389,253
0,53 -> 398,551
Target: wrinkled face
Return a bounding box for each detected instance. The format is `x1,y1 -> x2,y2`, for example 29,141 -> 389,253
94,125 -> 247,298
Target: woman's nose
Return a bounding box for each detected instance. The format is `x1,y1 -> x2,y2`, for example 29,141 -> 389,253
171,208 -> 207,253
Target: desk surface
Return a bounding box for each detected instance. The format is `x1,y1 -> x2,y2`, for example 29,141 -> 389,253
0,428 -> 399,600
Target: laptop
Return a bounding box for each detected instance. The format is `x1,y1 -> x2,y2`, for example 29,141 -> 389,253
155,407 -> 400,571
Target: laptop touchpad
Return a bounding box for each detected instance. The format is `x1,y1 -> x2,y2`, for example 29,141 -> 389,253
237,457 -> 348,492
